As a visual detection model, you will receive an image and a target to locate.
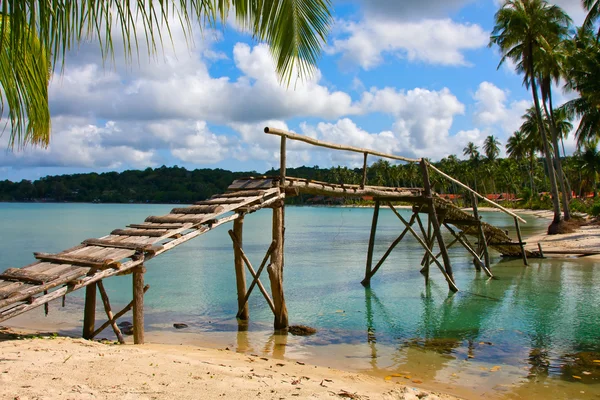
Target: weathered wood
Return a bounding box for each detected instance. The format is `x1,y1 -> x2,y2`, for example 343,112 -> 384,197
541,250 -> 600,255
195,198 -> 245,205
218,190 -> 273,198
82,283 -> 96,339
420,160 -> 457,292
228,179 -> 275,190
233,216 -> 249,321
365,210 -> 417,282
143,215 -> 213,224
269,203 -> 289,330
472,194 -> 490,272
111,229 -> 167,237
538,242 -> 545,258
132,266 -> 146,344
82,238 -> 161,253
236,240 -> 277,319
265,127 -> 420,163
426,162 -> 526,223
514,217 -> 528,266
283,179 -> 421,199
170,205 -> 224,214
33,253 -> 122,270
444,223 -> 493,277
228,230 -> 276,314
0,282 -> 23,299
91,284 -> 149,339
361,153 -> 368,189
0,268 -> 60,284
97,280 -> 125,344
127,223 -> 187,229
361,200 -> 380,287
390,204 -> 459,292
280,136 -> 287,184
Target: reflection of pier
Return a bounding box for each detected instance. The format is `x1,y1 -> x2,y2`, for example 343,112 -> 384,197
1,127 -> 536,343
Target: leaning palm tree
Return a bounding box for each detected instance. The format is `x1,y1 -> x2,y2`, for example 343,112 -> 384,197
1,1 -> 333,149
490,0 -> 569,226
583,0 -> 600,37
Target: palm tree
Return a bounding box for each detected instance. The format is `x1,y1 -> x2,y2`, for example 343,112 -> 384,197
484,135 -> 501,162
575,141 -> 600,197
563,26 -> 600,147
506,131 -> 528,161
1,1 -> 333,149
490,0 -> 570,225
463,142 -> 480,161
583,0 -> 600,37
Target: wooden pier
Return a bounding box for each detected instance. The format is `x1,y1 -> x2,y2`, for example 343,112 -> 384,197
0,127 -> 540,340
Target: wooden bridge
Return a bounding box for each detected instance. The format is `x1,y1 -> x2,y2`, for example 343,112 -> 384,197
0,127 -> 539,343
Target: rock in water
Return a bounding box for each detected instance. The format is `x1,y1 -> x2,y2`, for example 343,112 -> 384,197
173,323 -> 189,329
121,326 -> 134,335
288,325 -> 317,336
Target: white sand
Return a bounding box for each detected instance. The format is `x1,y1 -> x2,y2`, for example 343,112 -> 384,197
0,330 -> 459,400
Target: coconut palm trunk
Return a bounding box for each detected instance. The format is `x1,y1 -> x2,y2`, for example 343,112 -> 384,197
542,89 -> 571,219
529,51 -> 561,223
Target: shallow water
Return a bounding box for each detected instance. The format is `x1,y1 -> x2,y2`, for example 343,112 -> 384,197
1,203 -> 599,399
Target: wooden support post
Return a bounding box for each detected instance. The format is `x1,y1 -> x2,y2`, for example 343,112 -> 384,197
444,223 -> 493,278
472,194 -> 490,271
420,160 -> 457,292
538,242 -> 545,258
233,215 -> 249,321
362,200 -> 380,287
92,285 -> 149,339
97,280 -> 125,344
132,265 -> 146,344
514,216 -> 528,266
361,152 -> 368,189
269,202 -> 288,330
82,283 -> 96,339
280,136 -> 287,185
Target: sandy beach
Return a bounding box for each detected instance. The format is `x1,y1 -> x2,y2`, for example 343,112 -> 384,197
0,329 -> 457,400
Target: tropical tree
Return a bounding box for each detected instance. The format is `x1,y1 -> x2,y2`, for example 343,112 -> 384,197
506,130 -> 528,161
463,142 -> 480,161
583,0 -> 600,37
1,1 -> 333,149
563,26 -> 600,147
484,135 -> 501,162
490,0 -> 570,225
575,141 -> 600,197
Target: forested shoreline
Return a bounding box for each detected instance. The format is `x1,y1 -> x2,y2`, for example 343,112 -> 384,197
1,153 -> 598,215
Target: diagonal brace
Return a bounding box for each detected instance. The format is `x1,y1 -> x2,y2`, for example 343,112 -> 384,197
228,230 -> 276,315
388,203 -> 459,292
97,280 -> 125,344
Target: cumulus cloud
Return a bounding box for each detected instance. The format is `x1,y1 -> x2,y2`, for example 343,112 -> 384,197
359,0 -> 473,20
330,18 -> 488,69
473,82 -> 530,137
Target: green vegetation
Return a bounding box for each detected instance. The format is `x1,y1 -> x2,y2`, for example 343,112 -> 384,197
1,144 -> 597,215
0,1 -> 333,148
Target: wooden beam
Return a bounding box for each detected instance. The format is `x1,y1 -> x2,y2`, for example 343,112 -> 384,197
265,127 -> 421,163
361,200 -> 380,287
514,216 -> 528,266
426,162 -> 526,223
132,265 -> 146,344
82,239 -> 160,254
280,136 -> 287,184
269,202 -> 289,330
228,230 -> 276,314
92,285 -> 149,339
443,223 -> 493,278
82,283 -> 96,340
233,216 -> 249,321
420,160 -> 458,292
361,153 -> 368,189
472,194 -> 491,272
97,280 -> 125,344
34,253 -> 122,270
390,204 -> 459,292
235,240 -> 277,319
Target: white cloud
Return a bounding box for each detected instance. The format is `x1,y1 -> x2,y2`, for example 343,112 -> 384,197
330,18 -> 488,69
473,81 -> 530,137
359,0 -> 473,20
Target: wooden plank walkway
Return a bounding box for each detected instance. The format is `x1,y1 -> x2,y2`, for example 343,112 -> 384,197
0,187 -> 284,323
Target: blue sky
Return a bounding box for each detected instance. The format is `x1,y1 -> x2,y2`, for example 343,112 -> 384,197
0,0 -> 588,181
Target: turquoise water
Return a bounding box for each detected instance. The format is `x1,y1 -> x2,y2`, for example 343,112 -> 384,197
1,203 -> 599,399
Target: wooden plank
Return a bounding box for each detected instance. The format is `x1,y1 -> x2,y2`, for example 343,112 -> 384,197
170,205 -> 225,215
218,190 -> 271,198
195,198 -> 245,205
111,229 -> 168,237
0,268 -> 61,284
82,238 -> 160,253
144,215 -> 213,224
127,223 -> 188,230
33,253 -> 121,269
0,282 -> 24,299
